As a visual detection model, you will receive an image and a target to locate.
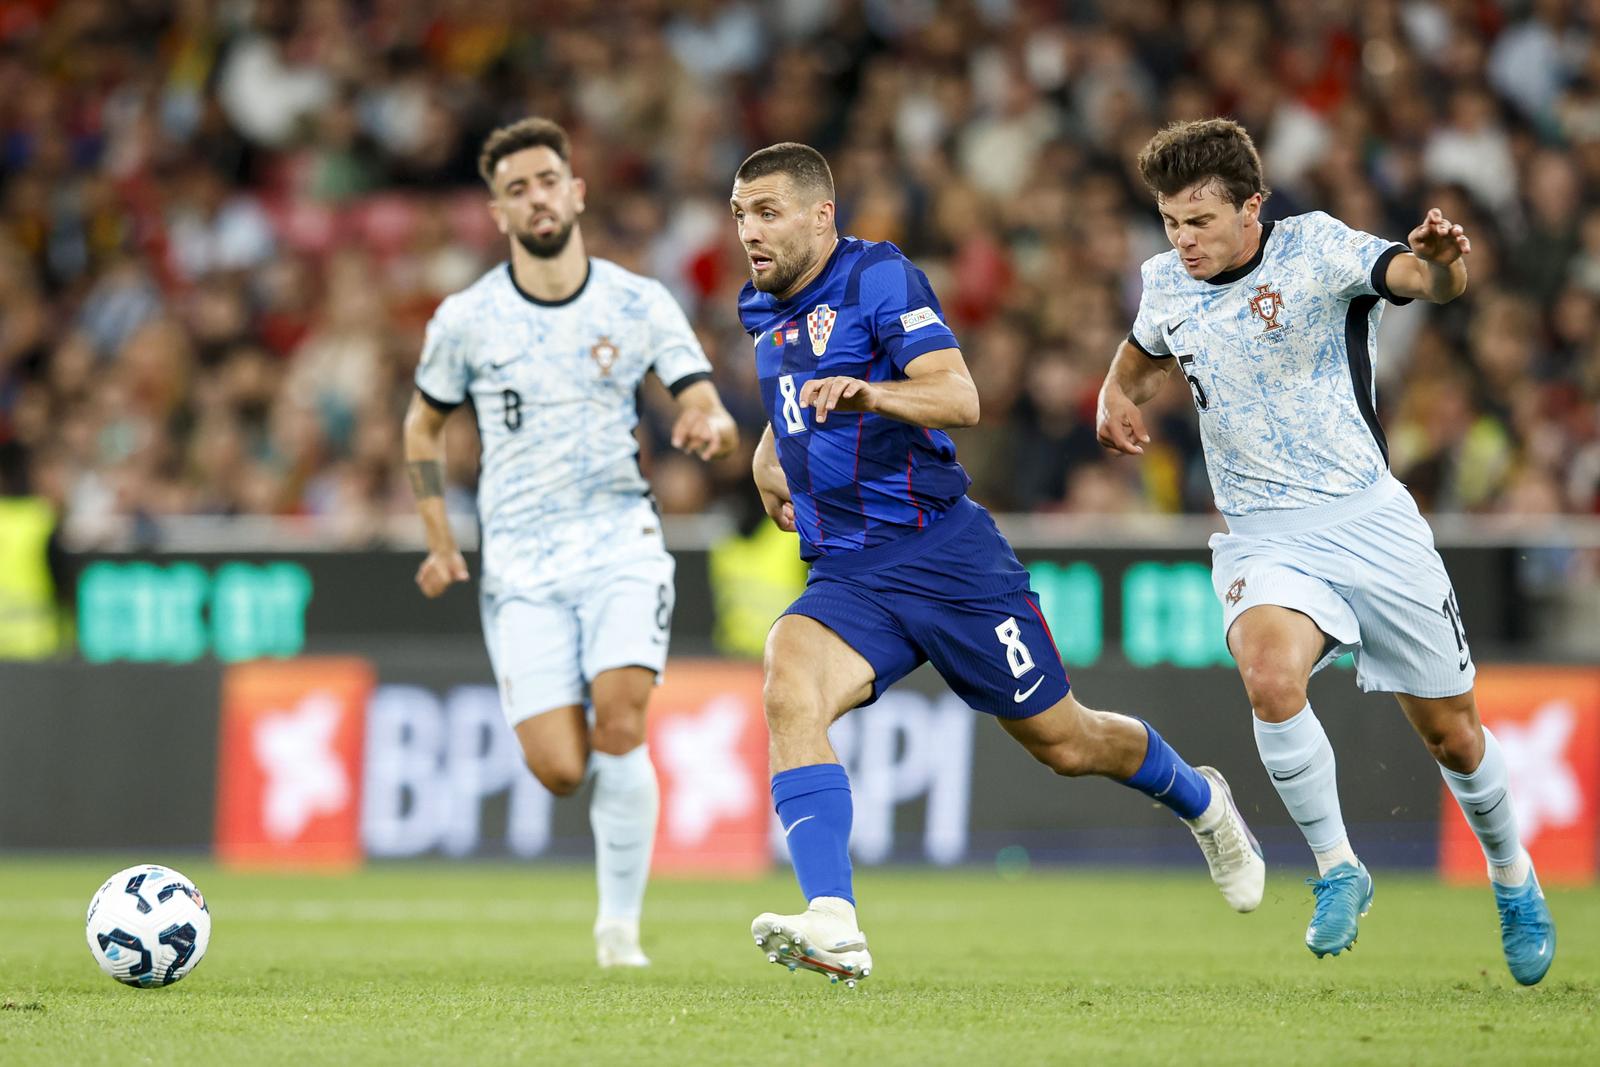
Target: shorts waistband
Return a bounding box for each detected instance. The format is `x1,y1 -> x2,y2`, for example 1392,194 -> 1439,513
1222,474 -> 1403,536
808,496 -> 981,577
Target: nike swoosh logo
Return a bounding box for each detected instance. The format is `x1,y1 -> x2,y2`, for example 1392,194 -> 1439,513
1165,318 -> 1189,335
1270,760 -> 1313,782
782,815 -> 815,837
490,357 -> 525,371
604,840 -> 645,851
1013,676 -> 1044,703
1471,793 -> 1506,818
1459,658 -> 1470,671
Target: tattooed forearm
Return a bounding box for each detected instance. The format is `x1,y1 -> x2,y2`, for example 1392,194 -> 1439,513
407,460 -> 444,498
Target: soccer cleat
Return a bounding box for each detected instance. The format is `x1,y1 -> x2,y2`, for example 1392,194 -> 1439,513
1305,861 -> 1373,958
751,906 -> 872,987
1493,868 -> 1555,986
1190,766 -> 1266,912
594,918 -> 650,968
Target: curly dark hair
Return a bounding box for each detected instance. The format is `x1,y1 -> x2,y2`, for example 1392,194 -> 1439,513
1136,118 -> 1270,208
478,117 -> 571,187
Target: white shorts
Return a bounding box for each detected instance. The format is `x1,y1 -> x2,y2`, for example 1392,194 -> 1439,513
479,550 -> 675,727
1209,475 -> 1475,698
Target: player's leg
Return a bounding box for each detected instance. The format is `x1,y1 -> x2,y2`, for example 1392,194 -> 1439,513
998,684 -> 1265,912
482,592 -> 591,794
576,554 -> 674,968
752,595 -> 916,985
1340,487 -> 1553,982
1228,603 -> 1372,955
1396,688 -> 1553,984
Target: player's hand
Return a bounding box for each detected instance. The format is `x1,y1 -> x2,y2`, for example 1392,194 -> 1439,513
415,549 -> 469,598
760,489 -> 797,532
1096,385 -> 1151,456
1407,207 -> 1471,265
799,376 -> 876,424
671,406 -> 738,460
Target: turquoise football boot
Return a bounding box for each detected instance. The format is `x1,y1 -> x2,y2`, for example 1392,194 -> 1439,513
1494,869 -> 1555,986
1305,861 -> 1373,957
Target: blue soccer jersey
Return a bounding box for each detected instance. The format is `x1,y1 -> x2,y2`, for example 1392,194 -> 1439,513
738,237 -> 971,561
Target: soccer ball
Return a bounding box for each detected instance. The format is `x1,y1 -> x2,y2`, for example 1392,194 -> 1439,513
85,864 -> 211,988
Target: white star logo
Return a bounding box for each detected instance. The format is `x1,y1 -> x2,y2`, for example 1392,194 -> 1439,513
252,691 -> 352,842
655,694 -> 758,845
1497,700 -> 1582,845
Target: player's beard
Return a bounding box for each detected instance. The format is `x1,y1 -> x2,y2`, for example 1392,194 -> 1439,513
750,244 -> 811,296
515,216 -> 576,259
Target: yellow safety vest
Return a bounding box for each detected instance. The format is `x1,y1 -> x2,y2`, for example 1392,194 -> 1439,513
0,496 -> 60,659
707,523 -> 809,660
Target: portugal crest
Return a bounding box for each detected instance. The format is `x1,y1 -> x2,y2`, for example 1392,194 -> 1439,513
1248,284 -> 1284,332
590,335 -> 619,377
1226,577 -> 1247,607
806,304 -> 837,356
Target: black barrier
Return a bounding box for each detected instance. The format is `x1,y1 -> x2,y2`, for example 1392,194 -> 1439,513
61,544 -> 1522,666
0,656 -> 1441,869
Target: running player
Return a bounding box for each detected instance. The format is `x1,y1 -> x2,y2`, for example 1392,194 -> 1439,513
402,117 -> 738,968
1097,118 -> 1555,984
730,142 -> 1266,987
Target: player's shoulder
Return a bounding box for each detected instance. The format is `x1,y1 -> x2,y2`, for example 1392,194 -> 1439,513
1274,210 -> 1358,246
431,263 -> 513,325
839,237 -> 926,302
588,257 -> 673,302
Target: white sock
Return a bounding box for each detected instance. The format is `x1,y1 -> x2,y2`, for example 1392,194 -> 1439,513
1439,727 -> 1528,881
809,895 -> 857,926
1313,838 -> 1359,876
589,744 -> 658,923
1254,703 -> 1354,866
1183,786 -> 1226,832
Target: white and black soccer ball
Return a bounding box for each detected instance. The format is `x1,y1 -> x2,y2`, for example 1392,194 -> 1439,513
85,864 -> 211,988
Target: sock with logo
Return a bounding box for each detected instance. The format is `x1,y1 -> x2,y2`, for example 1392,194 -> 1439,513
589,744 -> 659,922
1440,727 -> 1528,883
772,763 -> 854,905
1254,703 -> 1351,865
1123,720 -> 1213,820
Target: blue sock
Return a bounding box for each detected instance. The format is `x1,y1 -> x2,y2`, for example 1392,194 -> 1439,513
772,763 -> 854,905
1124,721 -> 1212,820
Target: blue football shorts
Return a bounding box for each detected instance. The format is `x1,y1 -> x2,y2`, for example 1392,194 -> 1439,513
783,497 -> 1070,718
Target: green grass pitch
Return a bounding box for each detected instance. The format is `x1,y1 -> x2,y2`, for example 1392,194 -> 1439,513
1,859 -> 1594,1066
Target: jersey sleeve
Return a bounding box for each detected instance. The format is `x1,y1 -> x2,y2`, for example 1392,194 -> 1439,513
1302,211 -> 1414,306
645,282 -> 714,395
1128,259 -> 1173,358
861,256 -> 960,373
414,297 -> 472,409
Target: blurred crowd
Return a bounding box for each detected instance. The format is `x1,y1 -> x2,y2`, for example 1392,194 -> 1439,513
4,0 -> 1600,548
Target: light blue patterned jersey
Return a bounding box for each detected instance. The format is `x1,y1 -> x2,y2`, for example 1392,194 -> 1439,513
1129,212 -> 1413,517
415,259 -> 712,594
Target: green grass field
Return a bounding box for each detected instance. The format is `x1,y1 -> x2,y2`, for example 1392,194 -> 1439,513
0,859 -> 1594,1066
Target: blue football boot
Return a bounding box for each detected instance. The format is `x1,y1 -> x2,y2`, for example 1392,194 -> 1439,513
1305,861 -> 1373,957
1494,869 -> 1555,986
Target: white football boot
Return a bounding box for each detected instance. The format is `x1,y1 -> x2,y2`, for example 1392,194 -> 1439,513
594,918 -> 650,968
1188,766 -> 1266,912
751,897 -> 872,987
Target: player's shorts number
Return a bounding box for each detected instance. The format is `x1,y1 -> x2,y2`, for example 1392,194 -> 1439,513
994,616 -> 1036,679
778,374 -> 807,435
655,582 -> 672,632
502,389 -> 523,432
1176,354 -> 1210,411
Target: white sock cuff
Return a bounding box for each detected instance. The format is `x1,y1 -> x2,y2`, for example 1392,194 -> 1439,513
591,743 -> 656,786
1252,702 -> 1326,764
1440,726 -> 1502,789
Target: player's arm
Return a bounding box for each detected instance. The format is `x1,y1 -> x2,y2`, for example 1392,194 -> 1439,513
1096,338 -> 1175,456
752,424 -> 796,532
402,390 -> 470,598
668,379 -> 739,460
1384,207 -> 1470,303
799,348 -> 979,429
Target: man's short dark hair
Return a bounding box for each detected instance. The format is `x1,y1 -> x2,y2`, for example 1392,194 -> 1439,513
1136,119 -> 1269,208
478,117 -> 571,187
735,142 -> 835,202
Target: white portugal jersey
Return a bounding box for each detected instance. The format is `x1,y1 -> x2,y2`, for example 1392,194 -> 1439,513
415,259 -> 712,595
1129,211 -> 1413,517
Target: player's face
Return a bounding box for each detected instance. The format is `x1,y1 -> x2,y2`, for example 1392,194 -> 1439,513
730,174 -> 832,297
1157,182 -> 1263,280
490,146 -> 586,259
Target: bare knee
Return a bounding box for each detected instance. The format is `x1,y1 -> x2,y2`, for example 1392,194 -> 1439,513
591,704 -> 647,756
525,752 -> 586,796
1238,659 -> 1308,722
1416,711 -> 1483,772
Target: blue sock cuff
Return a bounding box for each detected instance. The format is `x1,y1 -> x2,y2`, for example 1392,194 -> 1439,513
772,762 -> 851,807
1127,720 -> 1163,789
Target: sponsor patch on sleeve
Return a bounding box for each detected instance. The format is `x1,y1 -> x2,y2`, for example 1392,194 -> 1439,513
899,306 -> 941,332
